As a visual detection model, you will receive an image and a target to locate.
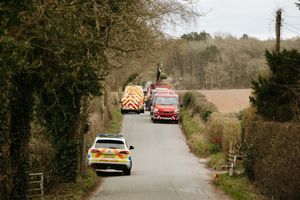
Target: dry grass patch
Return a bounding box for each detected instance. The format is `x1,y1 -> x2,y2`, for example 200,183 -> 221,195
44,168 -> 99,200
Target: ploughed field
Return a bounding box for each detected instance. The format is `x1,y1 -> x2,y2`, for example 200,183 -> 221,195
198,89 -> 252,113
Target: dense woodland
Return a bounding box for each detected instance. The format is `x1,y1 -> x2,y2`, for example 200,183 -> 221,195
164,35 -> 300,89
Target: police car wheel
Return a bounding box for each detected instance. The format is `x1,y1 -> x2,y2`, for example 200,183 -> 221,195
123,168 -> 131,175
96,171 -> 102,176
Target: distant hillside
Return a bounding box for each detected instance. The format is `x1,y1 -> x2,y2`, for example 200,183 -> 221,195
163,37 -> 300,89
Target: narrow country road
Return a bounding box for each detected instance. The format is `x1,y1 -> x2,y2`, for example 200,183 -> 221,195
88,113 -> 229,200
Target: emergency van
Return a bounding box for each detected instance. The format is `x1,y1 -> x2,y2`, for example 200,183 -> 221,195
120,85 -> 144,114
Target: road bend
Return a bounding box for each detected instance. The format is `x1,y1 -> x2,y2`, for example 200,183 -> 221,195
88,113 -> 229,200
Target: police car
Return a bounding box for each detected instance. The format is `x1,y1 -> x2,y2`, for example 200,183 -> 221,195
87,134 -> 134,175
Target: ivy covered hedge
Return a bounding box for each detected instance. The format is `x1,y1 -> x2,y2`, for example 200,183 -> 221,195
1,0 -> 194,199
181,91 -> 217,122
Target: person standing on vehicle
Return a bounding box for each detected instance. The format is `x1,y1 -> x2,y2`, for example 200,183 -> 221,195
156,63 -> 162,83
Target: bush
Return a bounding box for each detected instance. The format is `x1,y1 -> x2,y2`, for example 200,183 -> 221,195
182,92 -> 195,108
241,108 -> 259,181
205,116 -> 242,158
242,115 -> 300,199
205,117 -> 224,147
181,91 -> 217,122
222,119 -> 241,158
202,110 -> 213,122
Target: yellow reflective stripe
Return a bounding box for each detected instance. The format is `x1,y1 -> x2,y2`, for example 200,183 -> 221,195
92,159 -> 129,163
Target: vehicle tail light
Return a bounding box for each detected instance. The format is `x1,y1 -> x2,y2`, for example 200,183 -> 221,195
91,149 -> 100,154
119,150 -> 129,154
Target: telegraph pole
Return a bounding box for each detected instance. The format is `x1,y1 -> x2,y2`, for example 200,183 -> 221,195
275,9 -> 282,54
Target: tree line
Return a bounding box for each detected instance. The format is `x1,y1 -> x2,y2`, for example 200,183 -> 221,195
164,35 -> 300,89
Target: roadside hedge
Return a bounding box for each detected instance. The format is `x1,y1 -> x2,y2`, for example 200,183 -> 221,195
181,91 -> 217,122
242,110 -> 300,199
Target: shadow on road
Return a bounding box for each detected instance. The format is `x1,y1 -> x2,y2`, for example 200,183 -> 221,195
152,120 -> 179,125
96,171 -> 124,177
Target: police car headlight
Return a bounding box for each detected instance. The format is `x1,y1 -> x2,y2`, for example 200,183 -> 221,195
174,109 -> 179,113
154,108 -> 158,113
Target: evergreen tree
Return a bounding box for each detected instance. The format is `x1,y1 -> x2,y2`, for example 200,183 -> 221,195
250,49 -> 300,121
181,31 -> 211,41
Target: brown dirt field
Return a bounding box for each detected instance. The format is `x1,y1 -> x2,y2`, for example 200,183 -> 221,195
198,89 -> 252,113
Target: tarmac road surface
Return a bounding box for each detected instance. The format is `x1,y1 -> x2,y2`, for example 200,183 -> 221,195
88,113 -> 230,200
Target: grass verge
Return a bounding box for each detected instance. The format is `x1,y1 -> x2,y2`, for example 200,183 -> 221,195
180,109 -> 217,157
180,109 -> 202,136
44,168 -> 99,200
104,107 -> 123,133
215,173 -> 267,200
207,152 -> 227,170
180,92 -> 268,200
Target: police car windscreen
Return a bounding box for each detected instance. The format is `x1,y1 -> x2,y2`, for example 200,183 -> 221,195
95,140 -> 125,149
155,97 -> 178,105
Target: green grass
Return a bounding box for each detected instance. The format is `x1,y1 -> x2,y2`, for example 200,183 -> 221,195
215,173 -> 267,200
104,108 -> 123,134
194,140 -> 214,157
44,168 -> 99,200
207,152 -> 227,170
180,109 -> 202,136
180,109 -> 220,157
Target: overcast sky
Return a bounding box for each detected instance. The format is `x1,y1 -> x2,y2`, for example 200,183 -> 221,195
164,0 -> 300,40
